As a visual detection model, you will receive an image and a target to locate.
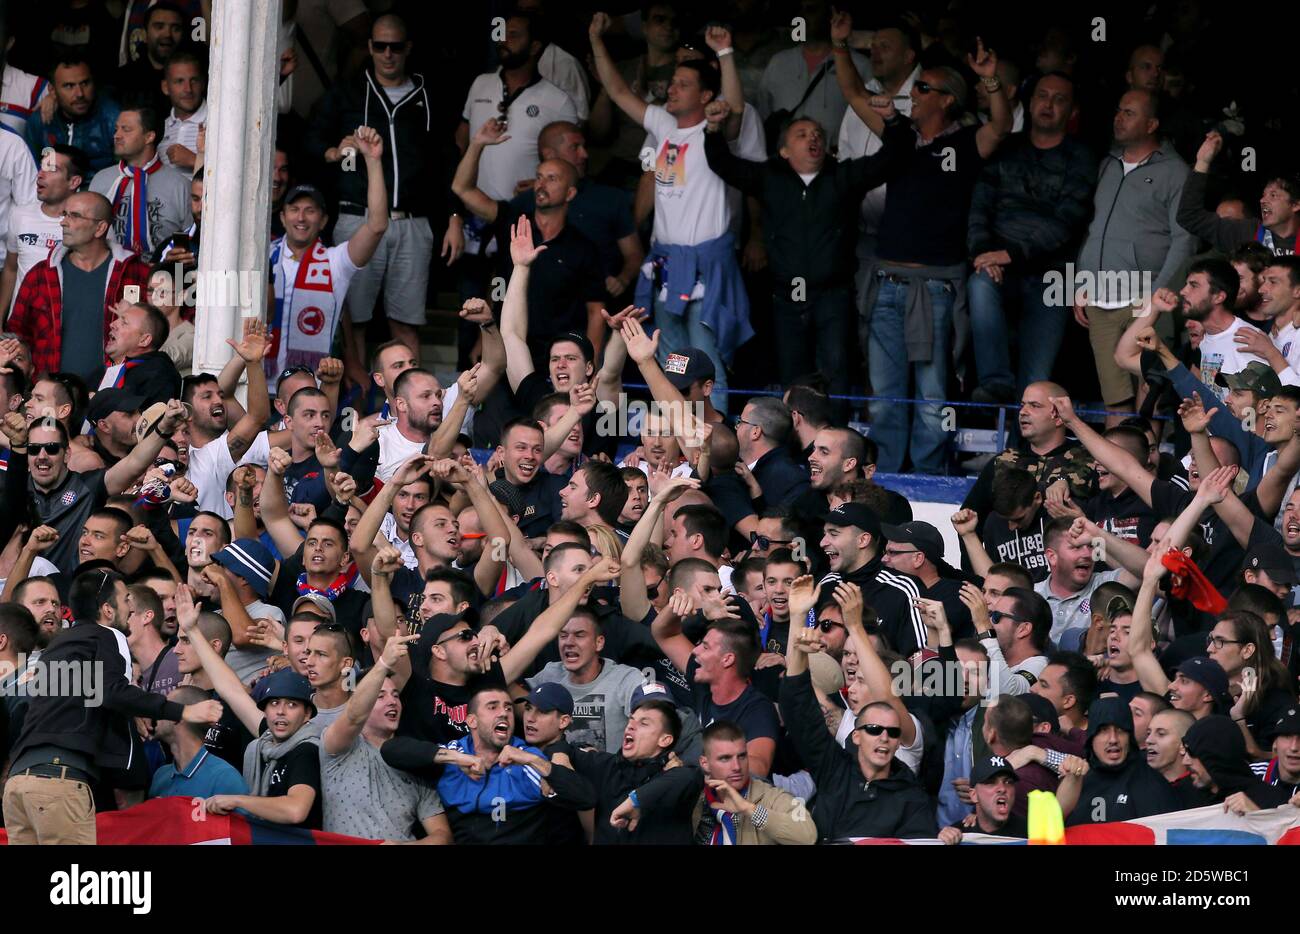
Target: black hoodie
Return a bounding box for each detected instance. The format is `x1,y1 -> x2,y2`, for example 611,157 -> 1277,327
1065,697 -> 1182,826
569,746 -> 705,845
779,670 -> 936,842
1182,716 -> 1292,808
820,552 -> 926,657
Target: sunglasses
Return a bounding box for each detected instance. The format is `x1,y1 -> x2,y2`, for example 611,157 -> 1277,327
437,629 -> 476,646
988,610 -> 1021,626
857,723 -> 902,738
913,80 -> 951,96
749,531 -> 794,550
371,40 -> 406,52
30,441 -> 65,455
645,581 -> 661,600
817,619 -> 845,633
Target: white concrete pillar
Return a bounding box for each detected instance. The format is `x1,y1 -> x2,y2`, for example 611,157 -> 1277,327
193,0 -> 282,391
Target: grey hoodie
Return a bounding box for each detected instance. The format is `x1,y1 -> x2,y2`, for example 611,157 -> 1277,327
1076,141 -> 1195,304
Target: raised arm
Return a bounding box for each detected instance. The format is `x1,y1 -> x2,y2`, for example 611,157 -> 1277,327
450,119 -> 509,223
230,465 -> 260,541
595,306 -> 642,404
345,126 -> 391,268
501,556 -> 622,683
704,25 -> 744,139
429,364 -> 482,459
621,316 -> 688,408
589,13 -> 648,127
620,476 -> 699,622
323,632 -> 419,755
1051,396 -> 1155,506
223,317 -> 272,463
829,10 -> 879,135
543,383 -> 595,460
845,582 -> 916,745
106,399 -> 190,495
650,591 -> 697,674
501,217 -> 545,393
260,447 -> 305,556
970,39 -> 1011,160
1200,465 -> 1260,549
1128,551 -> 1172,695
176,583 -> 265,736
459,299 -> 505,398
950,509 -> 993,578
350,454 -> 432,561
1257,434 -> 1300,520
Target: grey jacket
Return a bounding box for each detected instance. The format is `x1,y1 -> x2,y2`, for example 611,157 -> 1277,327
1076,142 -> 1195,298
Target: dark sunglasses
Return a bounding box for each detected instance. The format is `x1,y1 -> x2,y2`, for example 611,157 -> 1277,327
988,610 -> 1020,626
749,531 -> 794,550
857,723 -> 902,738
437,629 -> 476,646
914,80 -> 950,96
645,581 -> 660,600
817,619 -> 845,633
371,40 -> 406,52
30,441 -> 65,455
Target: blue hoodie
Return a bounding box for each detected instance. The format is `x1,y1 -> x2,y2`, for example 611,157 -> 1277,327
436,733 -> 546,815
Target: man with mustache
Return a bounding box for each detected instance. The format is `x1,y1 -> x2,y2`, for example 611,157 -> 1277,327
115,1 -> 184,114
1034,518 -> 1126,646
11,577 -> 63,650
939,755 -> 1028,842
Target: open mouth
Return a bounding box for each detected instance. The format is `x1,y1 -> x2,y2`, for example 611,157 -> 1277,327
492,717 -> 511,740
516,461 -> 536,480
562,648 -> 581,663
622,732 -> 636,752
809,462 -> 823,478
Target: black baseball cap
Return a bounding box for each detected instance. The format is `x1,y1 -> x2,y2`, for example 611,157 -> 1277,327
1268,706 -> 1300,740
416,609 -> 480,655
87,388 -> 145,424
549,331 -> 595,365
663,348 -> 716,390
825,503 -> 882,539
1244,542 -> 1298,587
1023,693 -> 1061,734
970,754 -> 1017,784
881,521 -> 945,564
284,183 -> 327,211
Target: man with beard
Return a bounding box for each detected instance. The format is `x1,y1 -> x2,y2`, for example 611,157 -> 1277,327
267,128 -> 387,381
435,685 -> 595,844
25,58 -> 120,173
1181,714 -> 1292,813
12,577 -> 64,651
689,719 -> 816,845
1226,256 -> 1300,384
939,755 -> 1028,842
1,144 -> 82,317
1034,518 -> 1125,645
156,50 -> 206,175
1059,696 -> 1182,825
374,368 -> 444,483
320,632 -> 454,843
1250,708 -> 1300,802
1229,244 -> 1270,327
114,1 -> 183,113
182,319 -> 272,517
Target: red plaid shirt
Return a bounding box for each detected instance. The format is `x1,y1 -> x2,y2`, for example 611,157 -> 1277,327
8,242 -> 151,376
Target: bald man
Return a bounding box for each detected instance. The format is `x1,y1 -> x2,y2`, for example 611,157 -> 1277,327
455,123 -> 608,360
305,12 -> 444,372
8,190 -> 152,379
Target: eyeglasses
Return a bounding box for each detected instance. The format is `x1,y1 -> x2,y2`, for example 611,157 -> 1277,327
436,629 -> 476,646
857,723 -> 902,738
884,548 -> 920,558
749,531 -> 794,551
988,610 -> 1021,626
61,210 -> 97,222
1207,634 -> 1245,650
914,81 -> 951,96
817,619 -> 845,633
30,442 -> 65,455
370,40 -> 406,53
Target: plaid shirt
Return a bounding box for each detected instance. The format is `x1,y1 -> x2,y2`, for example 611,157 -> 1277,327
8,240 -> 151,376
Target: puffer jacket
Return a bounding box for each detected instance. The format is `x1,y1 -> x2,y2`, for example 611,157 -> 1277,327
967,132 -> 1097,273
24,96 -> 122,173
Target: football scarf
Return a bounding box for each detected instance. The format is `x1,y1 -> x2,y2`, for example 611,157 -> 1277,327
704,784 -> 742,845
296,562 -> 359,601
269,236 -> 337,382
108,157 -> 164,253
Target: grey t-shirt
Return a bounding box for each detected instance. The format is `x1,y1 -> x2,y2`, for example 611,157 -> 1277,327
312,702 -> 347,728
59,254 -> 110,382
224,600 -> 288,684
529,658 -> 644,754
321,734 -> 443,840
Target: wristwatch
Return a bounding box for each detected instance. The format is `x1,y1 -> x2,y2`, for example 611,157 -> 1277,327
981,76 -> 1002,91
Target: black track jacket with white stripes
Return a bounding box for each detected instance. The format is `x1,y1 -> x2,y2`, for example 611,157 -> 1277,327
821,552 -> 926,658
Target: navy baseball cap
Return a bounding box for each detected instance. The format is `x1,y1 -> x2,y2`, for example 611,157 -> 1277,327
524,682 -> 574,716
284,183 -> 327,211
663,348 -> 716,390
549,331 -> 595,364
213,538 -> 276,598
970,754 -> 1017,785
1177,657 -> 1230,701
253,669 -> 316,714
630,681 -> 676,712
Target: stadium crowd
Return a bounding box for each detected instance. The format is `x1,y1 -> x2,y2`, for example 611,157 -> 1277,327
0,0 -> 1298,846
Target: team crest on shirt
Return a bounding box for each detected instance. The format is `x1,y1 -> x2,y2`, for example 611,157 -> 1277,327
61,490 -> 77,506
526,104 -> 539,118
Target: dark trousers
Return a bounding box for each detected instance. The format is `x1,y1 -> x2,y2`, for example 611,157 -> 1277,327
772,285 -> 853,420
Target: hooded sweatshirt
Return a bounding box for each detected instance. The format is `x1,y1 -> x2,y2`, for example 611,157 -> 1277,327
1181,715 -> 1292,809
1065,697 -> 1182,825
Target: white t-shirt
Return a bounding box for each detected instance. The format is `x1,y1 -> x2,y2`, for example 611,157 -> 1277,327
0,556 -> 58,593
1272,320 -> 1300,385
1199,318 -> 1269,399
5,201 -> 63,312
642,105 -> 731,247
1,64 -> 46,138
160,100 -> 209,175
836,708 -> 925,772
379,512 -> 418,569
0,132 -> 37,264
439,381 -> 476,439
461,71 -> 578,202
643,102 -> 765,241
188,429 -> 272,517
376,422 -> 427,482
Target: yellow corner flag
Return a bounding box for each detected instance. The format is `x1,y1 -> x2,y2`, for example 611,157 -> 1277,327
1027,789 -> 1065,845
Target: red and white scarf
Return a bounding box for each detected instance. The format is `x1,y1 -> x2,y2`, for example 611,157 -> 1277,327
269,236 -> 336,381
108,156 -> 164,253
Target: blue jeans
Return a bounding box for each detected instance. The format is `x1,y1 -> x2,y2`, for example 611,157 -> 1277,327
967,268 -> 1069,392
866,276 -> 954,474
653,295 -> 729,413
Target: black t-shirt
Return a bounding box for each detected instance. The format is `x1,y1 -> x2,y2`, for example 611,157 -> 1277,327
923,577 -> 974,640
203,687 -> 253,771
396,659 -> 507,747
512,371 -> 617,459
1096,678 -> 1144,703
501,468 -> 569,539
255,721 -> 323,830
1080,488 -> 1159,548
1149,481 -> 1278,595
685,657 -> 781,757
877,124 -> 984,266
1245,687 -> 1297,751
981,509 -> 1049,583
284,455 -> 330,510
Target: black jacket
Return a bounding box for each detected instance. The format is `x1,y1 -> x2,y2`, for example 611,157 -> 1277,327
571,747 -> 705,845
1182,715 -> 1291,808
10,620 -> 185,772
820,552 -> 926,657
750,446 -> 810,509
107,350 -> 182,408
1065,697 -> 1181,826
306,68 -> 454,218
779,670 -> 936,842
702,114 -> 912,290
